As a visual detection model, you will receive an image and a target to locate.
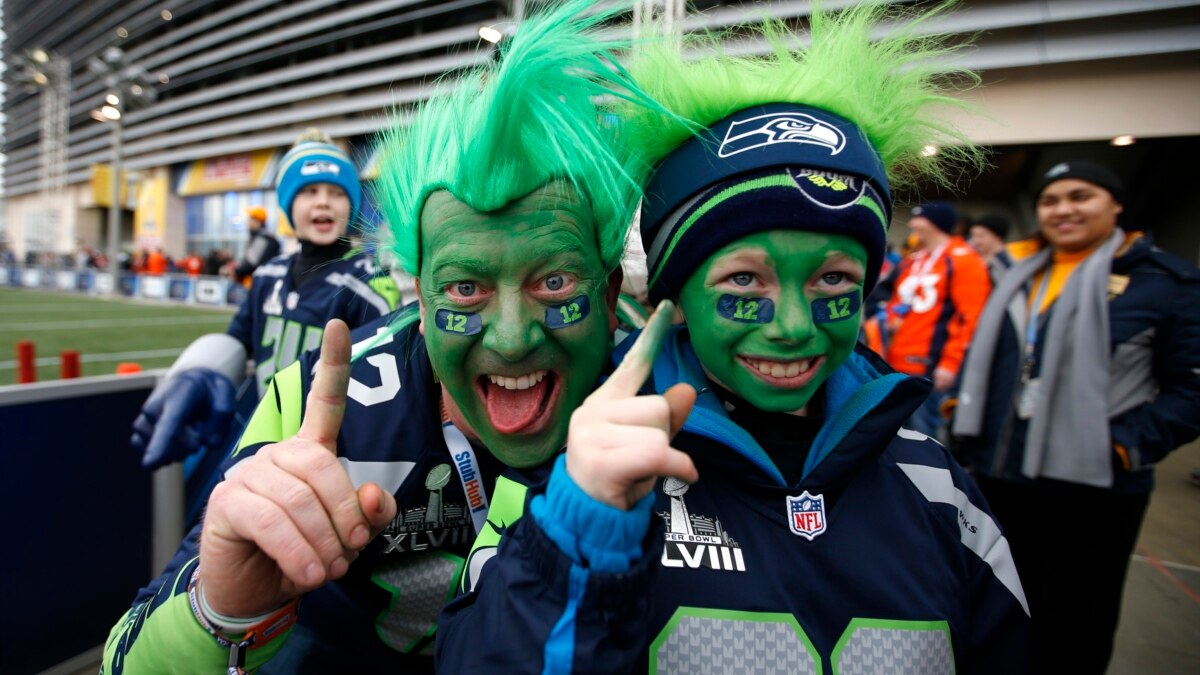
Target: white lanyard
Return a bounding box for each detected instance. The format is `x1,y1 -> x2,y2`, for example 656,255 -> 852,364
441,422 -> 490,535
911,242 -> 948,279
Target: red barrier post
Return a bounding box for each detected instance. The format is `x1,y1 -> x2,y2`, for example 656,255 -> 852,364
16,340 -> 36,384
60,350 -> 81,379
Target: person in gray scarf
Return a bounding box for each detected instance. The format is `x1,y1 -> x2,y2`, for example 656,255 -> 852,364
951,159 -> 1200,674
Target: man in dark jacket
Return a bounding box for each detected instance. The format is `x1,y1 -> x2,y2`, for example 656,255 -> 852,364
232,205 -> 280,285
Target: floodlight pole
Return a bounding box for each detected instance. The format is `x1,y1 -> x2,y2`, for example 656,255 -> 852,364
106,105 -> 123,278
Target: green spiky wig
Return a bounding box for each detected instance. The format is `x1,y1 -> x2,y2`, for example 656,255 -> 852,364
371,0 -> 668,276
620,1 -> 985,301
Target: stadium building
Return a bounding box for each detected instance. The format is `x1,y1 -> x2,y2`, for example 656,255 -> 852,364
2,0 -> 1198,266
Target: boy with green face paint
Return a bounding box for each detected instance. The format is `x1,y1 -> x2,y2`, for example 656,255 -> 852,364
438,4 -> 1031,673
101,2 -> 665,672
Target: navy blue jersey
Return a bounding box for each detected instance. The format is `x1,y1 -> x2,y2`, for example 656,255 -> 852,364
438,333 -> 1031,674
227,250 -> 394,396
104,311 -> 533,674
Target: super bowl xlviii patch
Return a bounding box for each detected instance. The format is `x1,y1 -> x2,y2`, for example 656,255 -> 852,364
786,491 -> 827,541
658,477 -> 746,572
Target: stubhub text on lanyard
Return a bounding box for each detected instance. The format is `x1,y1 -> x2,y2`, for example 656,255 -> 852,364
442,422 -> 490,535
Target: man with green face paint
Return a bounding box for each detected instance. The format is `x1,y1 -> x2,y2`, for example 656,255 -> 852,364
414,184 -> 616,469
438,4 -> 1031,673
100,2 -> 662,672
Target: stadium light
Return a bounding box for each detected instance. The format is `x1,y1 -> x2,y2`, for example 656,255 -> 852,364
89,45 -> 159,278
1111,135 -> 1136,147
478,25 -> 504,44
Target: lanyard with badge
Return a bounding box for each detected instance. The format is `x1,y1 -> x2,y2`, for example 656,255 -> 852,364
1017,270 -> 1052,420
441,421 -> 491,535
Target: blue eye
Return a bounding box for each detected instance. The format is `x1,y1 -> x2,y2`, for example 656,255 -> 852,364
545,274 -> 565,291
822,272 -> 847,285
455,281 -> 476,296
731,273 -> 753,287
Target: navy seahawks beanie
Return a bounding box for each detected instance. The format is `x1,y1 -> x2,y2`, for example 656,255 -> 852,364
276,141 -> 363,224
641,103 -> 892,304
911,201 -> 957,234
1035,160 -> 1126,205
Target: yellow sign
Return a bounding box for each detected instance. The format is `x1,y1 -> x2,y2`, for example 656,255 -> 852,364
134,168 -> 169,248
91,164 -> 130,207
178,148 -> 280,196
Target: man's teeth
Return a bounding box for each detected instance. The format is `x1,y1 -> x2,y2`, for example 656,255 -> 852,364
487,370 -> 548,391
746,358 -> 814,378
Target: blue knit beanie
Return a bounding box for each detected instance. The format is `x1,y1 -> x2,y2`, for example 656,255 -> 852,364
641,103 -> 892,304
911,201 -> 957,234
276,141 -> 362,225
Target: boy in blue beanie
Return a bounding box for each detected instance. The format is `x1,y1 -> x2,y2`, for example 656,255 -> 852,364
130,128 -> 396,477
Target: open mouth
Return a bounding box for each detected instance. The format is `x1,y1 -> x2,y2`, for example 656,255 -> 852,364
310,215 -> 336,231
476,369 -> 560,435
739,355 -> 824,389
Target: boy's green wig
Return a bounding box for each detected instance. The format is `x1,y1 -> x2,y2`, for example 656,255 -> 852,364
621,1 -> 985,300
372,0 -> 664,276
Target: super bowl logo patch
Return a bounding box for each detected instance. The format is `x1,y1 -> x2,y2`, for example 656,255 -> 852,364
380,464 -> 474,554
786,491 -> 827,541
718,112 -> 846,158
658,478 -> 746,572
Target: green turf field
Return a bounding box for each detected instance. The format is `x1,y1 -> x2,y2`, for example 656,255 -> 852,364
0,287 -> 235,385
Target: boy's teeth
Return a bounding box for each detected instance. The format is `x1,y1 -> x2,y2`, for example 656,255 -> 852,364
487,370 -> 547,391
749,358 -> 813,378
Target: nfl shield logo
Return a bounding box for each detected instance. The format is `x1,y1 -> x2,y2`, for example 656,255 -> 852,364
786,491 -> 827,541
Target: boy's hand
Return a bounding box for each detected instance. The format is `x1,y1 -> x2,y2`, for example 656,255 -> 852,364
565,301 -> 697,510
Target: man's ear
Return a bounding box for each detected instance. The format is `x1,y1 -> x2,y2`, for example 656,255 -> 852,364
415,278 -> 425,336
605,267 -> 624,334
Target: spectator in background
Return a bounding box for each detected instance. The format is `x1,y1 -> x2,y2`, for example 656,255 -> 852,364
231,205 -> 280,286
145,247 -> 168,275
202,248 -> 228,276
951,160 -> 1200,674
182,250 -> 204,276
869,201 -> 990,437
968,212 -> 1014,282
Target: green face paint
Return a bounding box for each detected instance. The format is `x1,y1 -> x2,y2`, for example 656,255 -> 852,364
419,184 -> 611,467
679,230 -> 867,413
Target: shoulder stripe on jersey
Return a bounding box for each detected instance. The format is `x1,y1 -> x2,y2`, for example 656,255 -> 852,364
896,463 -> 1030,616
329,272 -> 390,316
254,263 -> 289,278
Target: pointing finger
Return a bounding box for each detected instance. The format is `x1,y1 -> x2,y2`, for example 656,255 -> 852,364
593,299 -> 675,401
663,383 -> 697,439
297,319 -> 351,452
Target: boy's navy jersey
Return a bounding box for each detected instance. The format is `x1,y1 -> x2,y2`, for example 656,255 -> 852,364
439,332 -> 1031,674
102,310 -> 529,674
227,250 -> 394,396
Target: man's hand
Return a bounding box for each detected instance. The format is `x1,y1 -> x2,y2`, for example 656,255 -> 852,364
198,320 -> 397,618
565,301 -> 698,511
131,368 -> 237,470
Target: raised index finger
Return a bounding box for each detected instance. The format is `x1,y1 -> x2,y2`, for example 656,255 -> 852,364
297,319 -> 352,451
593,299 -> 675,401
